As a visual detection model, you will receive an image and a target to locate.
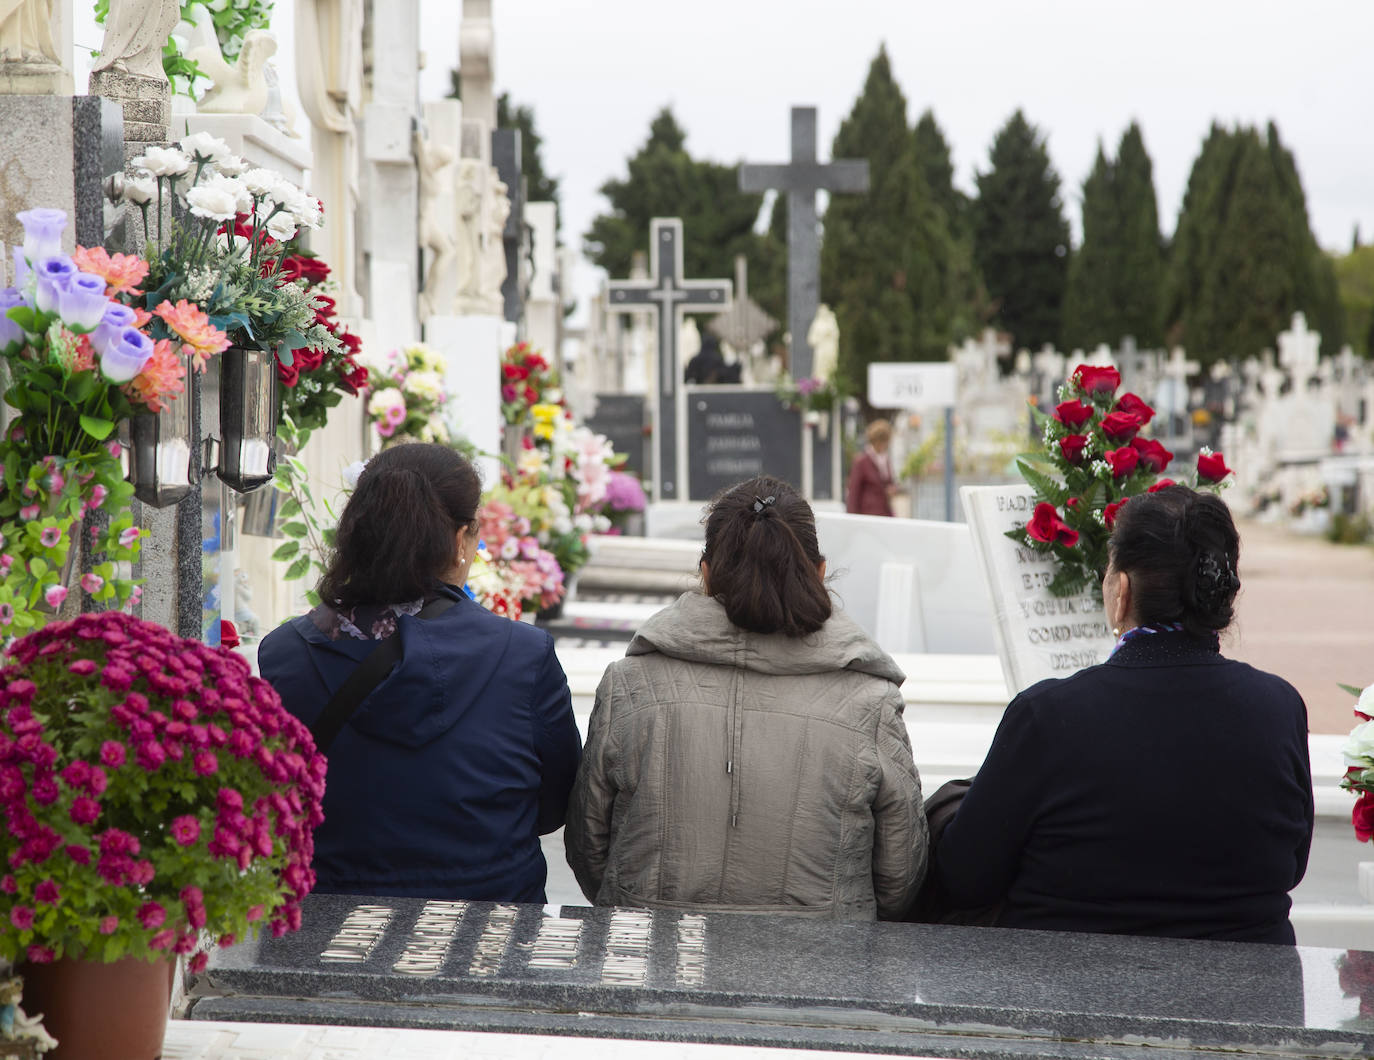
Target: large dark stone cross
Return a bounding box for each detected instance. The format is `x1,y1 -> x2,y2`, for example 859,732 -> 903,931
605,217 -> 731,502
740,106 -> 869,380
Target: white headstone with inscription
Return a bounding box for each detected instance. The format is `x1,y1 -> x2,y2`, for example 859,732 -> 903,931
961,484 -> 1115,696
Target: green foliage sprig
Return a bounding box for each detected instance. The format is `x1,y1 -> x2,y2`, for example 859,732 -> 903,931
267,416 -> 337,608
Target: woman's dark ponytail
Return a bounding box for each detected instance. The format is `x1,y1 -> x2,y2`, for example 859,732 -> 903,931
701,476 -> 831,637
317,443 -> 482,609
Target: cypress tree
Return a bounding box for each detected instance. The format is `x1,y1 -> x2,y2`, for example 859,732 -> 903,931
972,110 -> 1071,351
1112,122 -> 1165,347
913,110 -> 966,236
1062,143 -> 1118,350
584,108 -> 769,286
820,47 -> 961,391
1167,122 -> 1344,363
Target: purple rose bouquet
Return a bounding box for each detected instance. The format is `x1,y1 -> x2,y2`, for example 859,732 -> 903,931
0,612 -> 325,971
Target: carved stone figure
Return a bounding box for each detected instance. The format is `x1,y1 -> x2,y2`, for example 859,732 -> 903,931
807,303 -> 839,383
415,127 -> 458,320
0,0 -> 58,65
453,158 -> 484,306
192,29 -> 277,115
296,0 -> 364,315
480,174 -> 509,315
196,39 -> 268,114
92,0 -> 180,81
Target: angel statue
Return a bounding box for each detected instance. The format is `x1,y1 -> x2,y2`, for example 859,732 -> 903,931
807,303 -> 840,384
0,0 -> 60,66
91,0 -> 180,81
193,29 -> 278,115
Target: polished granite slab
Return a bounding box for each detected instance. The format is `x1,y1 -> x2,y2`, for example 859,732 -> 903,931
184,895 -> 1374,1059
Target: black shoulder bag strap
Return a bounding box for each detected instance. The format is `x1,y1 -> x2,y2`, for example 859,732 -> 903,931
308,596 -> 457,753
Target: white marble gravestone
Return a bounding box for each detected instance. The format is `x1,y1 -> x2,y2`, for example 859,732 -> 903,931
961,484 -> 1115,696
813,512 -> 995,656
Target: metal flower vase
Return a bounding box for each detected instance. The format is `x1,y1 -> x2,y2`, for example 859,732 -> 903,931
127,352 -> 196,508
217,345 -> 280,494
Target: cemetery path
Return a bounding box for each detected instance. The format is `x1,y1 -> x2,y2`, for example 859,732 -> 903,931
1228,518 -> 1374,734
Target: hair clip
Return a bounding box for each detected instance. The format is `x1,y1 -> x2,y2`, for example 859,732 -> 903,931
752,495 -> 776,513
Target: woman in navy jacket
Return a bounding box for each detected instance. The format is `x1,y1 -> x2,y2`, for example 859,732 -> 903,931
935,486 -> 1313,944
258,444 -> 581,903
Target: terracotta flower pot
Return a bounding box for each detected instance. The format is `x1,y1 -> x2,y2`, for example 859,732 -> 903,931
19,955 -> 174,1059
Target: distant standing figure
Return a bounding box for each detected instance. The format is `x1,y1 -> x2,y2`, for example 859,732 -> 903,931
846,418 -> 897,516
684,334 -> 738,384
566,475 -> 927,919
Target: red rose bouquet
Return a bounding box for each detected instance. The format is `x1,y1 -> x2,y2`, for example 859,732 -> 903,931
0,612 -> 325,971
1008,363 -> 1232,596
500,342 -> 558,427
274,248 -> 368,432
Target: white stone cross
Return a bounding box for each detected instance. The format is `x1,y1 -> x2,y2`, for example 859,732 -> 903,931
1278,311 -> 1321,385
1162,346 -> 1199,386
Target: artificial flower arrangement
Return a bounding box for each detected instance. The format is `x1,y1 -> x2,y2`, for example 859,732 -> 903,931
274,247 -> 368,432
1007,364 -> 1233,597
474,497 -> 566,617
0,205 -> 224,635
0,611 -> 325,970
122,132 -> 341,374
360,342 -> 450,445
1340,682 -> 1374,842
775,374 -> 843,419
602,470 -> 647,535
500,342 -> 559,426
503,404 -> 620,587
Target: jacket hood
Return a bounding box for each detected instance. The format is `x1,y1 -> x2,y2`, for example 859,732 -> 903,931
290,588 -> 516,750
626,592 -> 905,686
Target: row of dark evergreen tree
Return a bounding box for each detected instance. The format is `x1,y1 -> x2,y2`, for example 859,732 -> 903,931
581,47 -> 1348,391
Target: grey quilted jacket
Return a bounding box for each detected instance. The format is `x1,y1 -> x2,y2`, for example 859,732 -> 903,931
564,592 -> 927,920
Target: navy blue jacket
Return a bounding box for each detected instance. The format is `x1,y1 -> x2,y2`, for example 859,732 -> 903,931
935,631 -> 1313,944
258,588 -> 581,903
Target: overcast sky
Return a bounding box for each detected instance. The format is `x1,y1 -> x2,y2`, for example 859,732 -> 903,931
418,0 -> 1374,288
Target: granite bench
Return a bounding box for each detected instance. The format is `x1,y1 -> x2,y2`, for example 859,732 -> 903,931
184,894 -> 1374,1059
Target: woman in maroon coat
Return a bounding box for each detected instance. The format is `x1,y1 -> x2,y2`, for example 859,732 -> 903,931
847,419 -> 898,516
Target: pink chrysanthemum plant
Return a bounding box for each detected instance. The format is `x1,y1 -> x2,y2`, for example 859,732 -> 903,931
0,612 -> 326,972
1008,363 -> 1232,597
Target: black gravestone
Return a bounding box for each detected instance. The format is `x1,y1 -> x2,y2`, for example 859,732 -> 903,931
686,388 -> 801,501
585,393 -> 647,479
491,128 -> 524,326
185,894 -> 1374,1058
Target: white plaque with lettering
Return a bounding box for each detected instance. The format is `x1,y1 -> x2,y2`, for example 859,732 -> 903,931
961,484 -> 1115,697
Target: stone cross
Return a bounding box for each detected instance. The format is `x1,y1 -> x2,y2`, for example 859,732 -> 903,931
1334,345 -> 1360,384
1162,346 -> 1199,387
605,218 -> 731,501
707,255 -> 778,361
740,106 -> 868,380
1278,311 -> 1321,385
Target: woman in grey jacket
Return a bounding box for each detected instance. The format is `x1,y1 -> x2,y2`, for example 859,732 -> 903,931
566,476 -> 927,920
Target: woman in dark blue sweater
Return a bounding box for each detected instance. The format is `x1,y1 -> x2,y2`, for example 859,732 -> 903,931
936,486 -> 1313,944
258,444 -> 581,902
